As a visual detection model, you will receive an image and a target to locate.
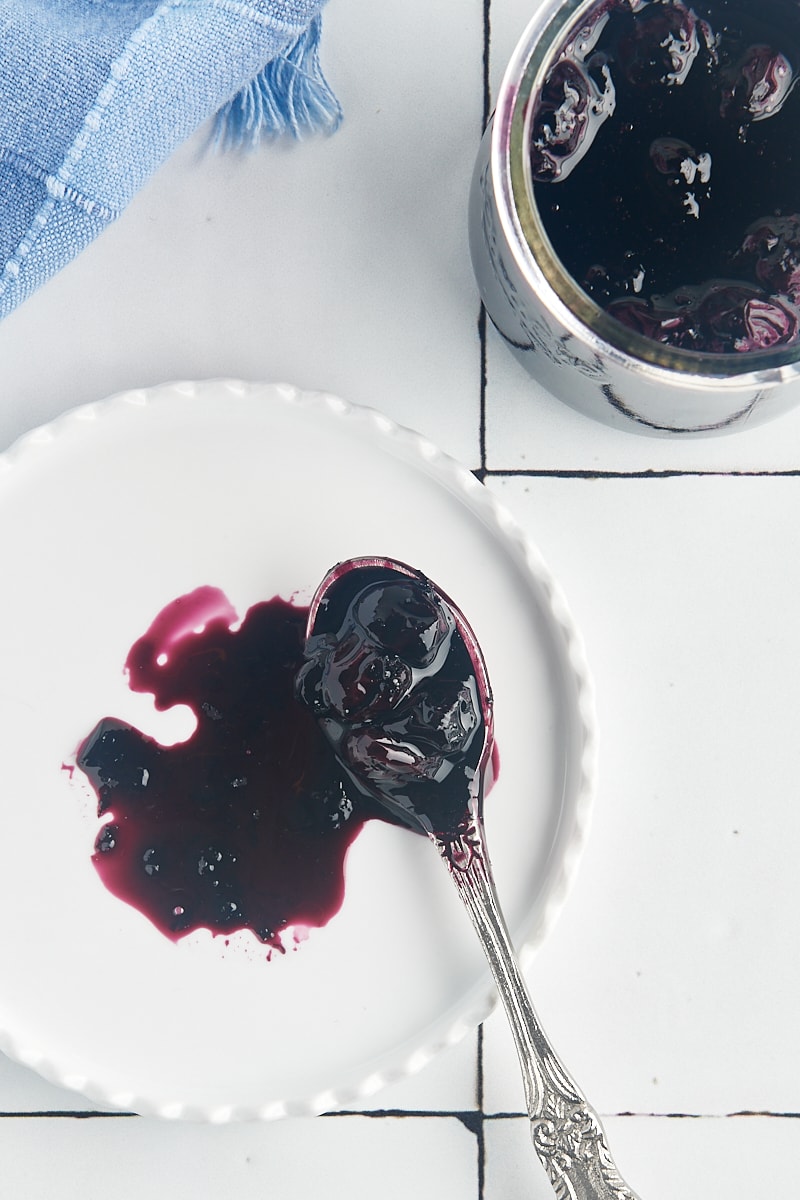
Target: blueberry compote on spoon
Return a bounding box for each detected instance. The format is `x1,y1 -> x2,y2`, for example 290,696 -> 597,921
298,558 -> 642,1200
295,558 -> 493,853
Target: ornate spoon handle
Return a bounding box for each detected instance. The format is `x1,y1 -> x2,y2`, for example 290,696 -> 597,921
434,828 -> 642,1200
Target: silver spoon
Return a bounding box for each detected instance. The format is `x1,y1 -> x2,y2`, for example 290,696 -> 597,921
299,556 -> 642,1200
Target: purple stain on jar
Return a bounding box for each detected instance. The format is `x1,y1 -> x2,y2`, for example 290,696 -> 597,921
531,0 -> 800,356
649,136 -> 697,175
529,57 -> 616,182
609,280 -> 799,353
739,296 -> 799,351
740,213 -> 800,302
615,0 -> 704,87
719,44 -> 795,124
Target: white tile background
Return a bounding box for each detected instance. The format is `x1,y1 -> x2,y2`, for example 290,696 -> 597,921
0,1 -> 798,1197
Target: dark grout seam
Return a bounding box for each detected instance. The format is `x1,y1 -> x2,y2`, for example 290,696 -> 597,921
628,1109 -> 800,1120
323,1108 -> 482,1124
482,468 -> 800,480
0,1106 -> 480,1122
482,1109 -> 800,1121
476,1022 -> 486,1200
3,1106 -> 798,1121
477,308 -> 488,483
0,1110 -> 137,1119
481,0 -> 492,130
475,0 -> 492,491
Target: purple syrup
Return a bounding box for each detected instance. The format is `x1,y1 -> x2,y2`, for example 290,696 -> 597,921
296,562 -> 491,844
77,588 -> 369,952
531,0 -> 800,354
77,574 -> 493,950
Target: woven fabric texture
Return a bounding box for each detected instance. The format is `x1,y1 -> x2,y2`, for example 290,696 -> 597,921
0,0 -> 338,318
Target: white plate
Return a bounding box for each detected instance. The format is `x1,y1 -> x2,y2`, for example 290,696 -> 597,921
0,380 -> 596,1120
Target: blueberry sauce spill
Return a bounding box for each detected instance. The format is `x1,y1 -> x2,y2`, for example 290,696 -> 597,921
76,572 -> 493,951
531,0 -> 800,354
77,588 -> 368,952
296,560 -> 492,847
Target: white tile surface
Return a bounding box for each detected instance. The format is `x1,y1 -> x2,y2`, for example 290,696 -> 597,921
0,1113 -> 479,1200
482,475 -> 800,1118
0,0 -> 798,1197
0,1052 -> 117,1115
484,325 -> 800,472
484,1115 -> 800,1200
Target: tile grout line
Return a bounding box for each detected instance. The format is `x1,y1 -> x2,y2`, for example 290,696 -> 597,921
0,1110 -> 137,1119
481,0 -> 492,130
484,468 -> 800,479
2,1106 -> 798,1120
481,1109 -> 800,1121
476,1023 -> 486,1200
476,0 -> 492,485
478,308 -> 488,481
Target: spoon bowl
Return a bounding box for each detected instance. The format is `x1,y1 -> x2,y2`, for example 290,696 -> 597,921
299,556 -> 642,1200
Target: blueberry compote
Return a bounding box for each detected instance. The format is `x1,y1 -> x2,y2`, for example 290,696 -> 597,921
77,570 -> 492,950
531,0 -> 800,354
77,588 -> 368,952
296,560 -> 492,849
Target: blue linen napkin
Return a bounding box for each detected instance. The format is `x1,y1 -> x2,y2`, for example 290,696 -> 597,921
0,0 -> 340,319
